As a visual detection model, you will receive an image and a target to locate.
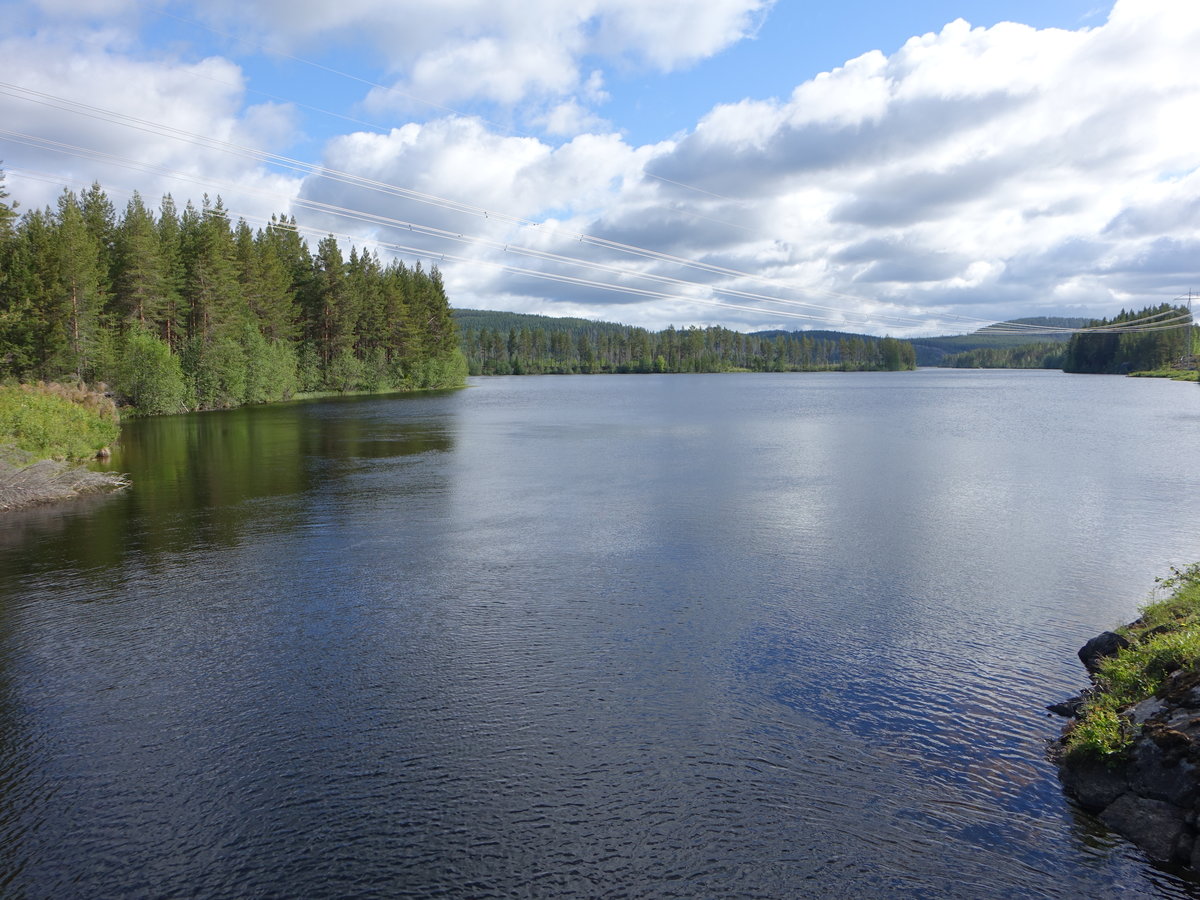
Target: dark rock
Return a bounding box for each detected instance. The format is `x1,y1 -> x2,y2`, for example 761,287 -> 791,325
1048,695 -> 1087,718
1128,737 -> 1199,807
1058,756 -> 1128,813
1079,631 -> 1131,674
1100,794 -> 1191,862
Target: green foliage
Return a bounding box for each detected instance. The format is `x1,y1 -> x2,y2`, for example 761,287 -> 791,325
457,311 -> 918,375
326,347 -> 364,393
1065,705 -> 1131,760
182,332 -> 247,409
261,339 -> 299,402
406,348 -> 469,389
1064,566 -> 1200,761
938,341 -> 1066,369
116,327 -> 187,416
296,342 -> 323,393
1063,305 -> 1191,374
0,172 -> 465,413
0,381 -> 120,460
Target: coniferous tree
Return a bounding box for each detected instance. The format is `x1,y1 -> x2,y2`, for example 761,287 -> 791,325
54,191 -> 108,379
0,177 -> 464,402
156,195 -> 186,349
113,192 -> 165,327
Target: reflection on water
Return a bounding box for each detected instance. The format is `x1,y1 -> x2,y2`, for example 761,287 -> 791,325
2,372 -> 1200,898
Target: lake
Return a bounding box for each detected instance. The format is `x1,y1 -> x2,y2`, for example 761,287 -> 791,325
3,370 -> 1200,898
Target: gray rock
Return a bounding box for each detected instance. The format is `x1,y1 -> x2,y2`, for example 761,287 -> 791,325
1130,697 -> 1166,725
1128,739 -> 1199,807
1100,794 -> 1190,862
1079,631 -> 1131,674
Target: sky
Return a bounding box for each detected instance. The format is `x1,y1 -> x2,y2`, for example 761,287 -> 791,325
1,0 -> 1198,336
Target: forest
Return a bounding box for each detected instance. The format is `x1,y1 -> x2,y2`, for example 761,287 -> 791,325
1062,304 -> 1195,374
0,171 -> 465,415
455,310 -> 917,374
937,342 -> 1067,369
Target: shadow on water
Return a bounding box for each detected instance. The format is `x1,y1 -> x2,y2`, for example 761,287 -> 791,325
0,393 -> 456,578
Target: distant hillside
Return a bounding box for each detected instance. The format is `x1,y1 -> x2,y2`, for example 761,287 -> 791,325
452,309 -> 915,374
910,317 -> 1088,366
453,308 -> 629,335
452,309 -> 1086,369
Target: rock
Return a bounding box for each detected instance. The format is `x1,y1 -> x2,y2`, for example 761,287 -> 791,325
1129,696 -> 1166,725
1099,794 -> 1191,863
1058,757 -> 1128,813
1056,628 -> 1200,869
1128,737 -> 1199,807
1048,695 -> 1087,718
1078,631 -> 1131,674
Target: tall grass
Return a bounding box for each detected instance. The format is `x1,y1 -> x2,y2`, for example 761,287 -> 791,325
0,382 -> 120,461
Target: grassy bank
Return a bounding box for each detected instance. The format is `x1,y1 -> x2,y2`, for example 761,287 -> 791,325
0,382 -> 128,511
1129,368 -> 1200,382
1063,565 -> 1200,761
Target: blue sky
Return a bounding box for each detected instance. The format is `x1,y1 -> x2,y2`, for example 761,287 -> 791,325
1,0 -> 1197,335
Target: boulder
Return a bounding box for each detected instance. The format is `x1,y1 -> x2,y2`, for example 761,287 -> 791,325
1099,794 -> 1191,863
1078,631 -> 1131,674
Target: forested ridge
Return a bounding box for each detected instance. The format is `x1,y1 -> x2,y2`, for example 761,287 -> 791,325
455,310 -> 917,374
937,342 -> 1067,369
1063,304 -> 1195,374
0,171 -> 465,415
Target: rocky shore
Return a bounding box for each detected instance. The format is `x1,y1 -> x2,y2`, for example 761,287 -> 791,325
1053,630 -> 1200,867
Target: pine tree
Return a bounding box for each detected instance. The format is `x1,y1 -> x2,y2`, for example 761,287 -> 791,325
0,164 -> 16,240
113,192 -> 165,326
156,195 -> 185,349
54,190 -> 108,379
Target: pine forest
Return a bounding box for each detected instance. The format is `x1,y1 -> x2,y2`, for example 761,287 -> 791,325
0,174 -> 465,416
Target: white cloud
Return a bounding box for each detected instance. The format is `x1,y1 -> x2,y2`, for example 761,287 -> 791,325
193,0 -> 769,118
4,0 -> 1199,334
0,25 -> 303,219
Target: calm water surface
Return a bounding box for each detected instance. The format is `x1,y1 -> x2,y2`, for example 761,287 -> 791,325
3,370 -> 1200,898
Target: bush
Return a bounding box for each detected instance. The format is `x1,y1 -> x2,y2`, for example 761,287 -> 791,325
326,348 -> 363,392
182,333 -> 247,409
116,327 -> 188,416
0,382 -> 120,460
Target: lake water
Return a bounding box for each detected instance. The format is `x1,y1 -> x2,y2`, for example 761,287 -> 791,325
3,370 -> 1200,898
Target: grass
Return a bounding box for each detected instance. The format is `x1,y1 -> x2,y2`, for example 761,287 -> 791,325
0,382 -> 127,511
0,381 -> 121,461
1129,368 -> 1200,382
1063,564 -> 1200,761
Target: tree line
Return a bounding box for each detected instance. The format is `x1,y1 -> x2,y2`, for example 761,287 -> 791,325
0,170 -> 465,415
1063,304 -> 1194,374
457,313 -> 916,375
938,342 -> 1067,369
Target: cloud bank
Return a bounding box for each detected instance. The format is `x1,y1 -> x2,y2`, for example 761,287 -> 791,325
2,0 -> 1198,334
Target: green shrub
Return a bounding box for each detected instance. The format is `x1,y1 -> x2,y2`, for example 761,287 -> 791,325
0,382 -> 120,460
116,327 -> 188,416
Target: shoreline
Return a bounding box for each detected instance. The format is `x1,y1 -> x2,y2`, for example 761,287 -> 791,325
0,456 -> 129,512
1052,571 -> 1200,868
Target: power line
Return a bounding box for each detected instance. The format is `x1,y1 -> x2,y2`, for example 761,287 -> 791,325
1,83 -> 1193,337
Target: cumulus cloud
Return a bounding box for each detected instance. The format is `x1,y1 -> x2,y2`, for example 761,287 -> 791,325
595,0 -> 1200,330
0,24 -> 303,219
195,0 -> 769,117
4,0 -> 1200,334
